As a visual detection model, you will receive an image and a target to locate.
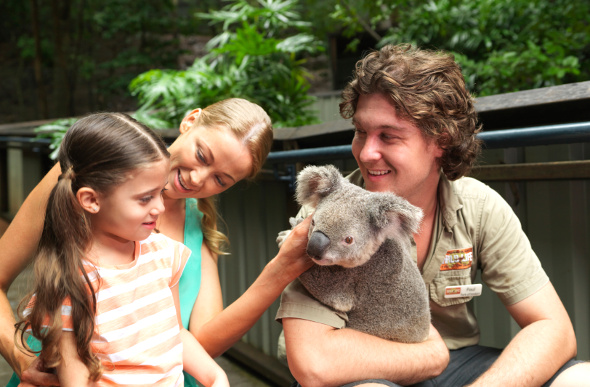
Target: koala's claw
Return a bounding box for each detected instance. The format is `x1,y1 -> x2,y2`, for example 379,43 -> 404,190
289,217 -> 305,228
276,230 -> 291,247
276,217 -> 305,247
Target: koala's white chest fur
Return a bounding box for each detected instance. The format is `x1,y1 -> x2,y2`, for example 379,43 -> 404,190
288,165 -> 431,343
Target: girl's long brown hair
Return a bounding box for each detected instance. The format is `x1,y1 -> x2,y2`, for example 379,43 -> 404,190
15,112 -> 169,380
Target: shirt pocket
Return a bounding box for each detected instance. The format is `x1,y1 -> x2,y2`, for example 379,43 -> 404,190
429,269 -> 473,307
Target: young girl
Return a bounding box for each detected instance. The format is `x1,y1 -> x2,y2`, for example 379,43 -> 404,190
15,113 -> 228,387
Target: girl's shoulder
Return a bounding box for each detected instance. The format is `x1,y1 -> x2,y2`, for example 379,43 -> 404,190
140,232 -> 189,253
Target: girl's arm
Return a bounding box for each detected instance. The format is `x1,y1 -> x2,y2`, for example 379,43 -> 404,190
0,163 -> 61,384
172,284 -> 229,386
189,216 -> 313,358
56,332 -> 96,387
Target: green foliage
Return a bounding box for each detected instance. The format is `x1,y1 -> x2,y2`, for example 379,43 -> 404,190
378,0 -> 590,96
129,0 -> 324,129
322,0 -> 590,96
34,118 -> 78,160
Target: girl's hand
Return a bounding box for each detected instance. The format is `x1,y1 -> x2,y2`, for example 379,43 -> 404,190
18,357 -> 60,386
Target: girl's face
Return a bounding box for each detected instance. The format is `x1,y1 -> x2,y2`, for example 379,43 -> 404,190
165,123 -> 253,200
91,159 -> 169,244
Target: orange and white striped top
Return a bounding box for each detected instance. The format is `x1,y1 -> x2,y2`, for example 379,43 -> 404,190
25,233 -> 191,386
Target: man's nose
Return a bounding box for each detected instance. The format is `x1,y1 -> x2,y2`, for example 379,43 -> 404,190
358,136 -> 382,163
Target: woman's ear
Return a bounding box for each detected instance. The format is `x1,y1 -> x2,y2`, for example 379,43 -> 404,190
179,108 -> 202,134
77,187 -> 100,214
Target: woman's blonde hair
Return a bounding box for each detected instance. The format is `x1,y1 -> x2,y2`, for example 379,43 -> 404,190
16,112 -> 169,380
192,98 -> 273,255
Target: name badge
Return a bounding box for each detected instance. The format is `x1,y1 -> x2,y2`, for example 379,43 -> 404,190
444,284 -> 482,298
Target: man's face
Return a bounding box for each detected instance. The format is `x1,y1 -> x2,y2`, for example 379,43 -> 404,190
351,93 -> 443,205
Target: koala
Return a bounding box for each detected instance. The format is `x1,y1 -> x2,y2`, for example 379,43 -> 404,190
280,165 -> 430,343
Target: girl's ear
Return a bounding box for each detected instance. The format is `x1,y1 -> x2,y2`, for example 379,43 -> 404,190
77,187 -> 100,213
179,108 -> 202,134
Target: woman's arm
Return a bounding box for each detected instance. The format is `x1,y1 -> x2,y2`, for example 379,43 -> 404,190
0,163 -> 61,383
189,216 -> 313,358
56,332 -> 96,387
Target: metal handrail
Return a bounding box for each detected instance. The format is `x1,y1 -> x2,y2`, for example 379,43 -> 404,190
266,121 -> 590,164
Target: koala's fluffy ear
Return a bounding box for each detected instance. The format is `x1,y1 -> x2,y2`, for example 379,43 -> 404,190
369,193 -> 424,238
295,165 -> 343,208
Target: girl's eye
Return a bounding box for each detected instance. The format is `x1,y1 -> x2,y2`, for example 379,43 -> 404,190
344,236 -> 354,244
160,188 -> 168,195
140,196 -> 153,203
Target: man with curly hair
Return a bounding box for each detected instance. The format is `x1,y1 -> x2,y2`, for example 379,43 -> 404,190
277,44 -> 589,386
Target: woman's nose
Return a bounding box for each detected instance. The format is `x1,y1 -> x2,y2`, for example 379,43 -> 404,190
189,169 -> 204,189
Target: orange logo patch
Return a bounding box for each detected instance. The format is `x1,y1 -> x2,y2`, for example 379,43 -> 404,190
445,287 -> 462,296
440,248 -> 473,271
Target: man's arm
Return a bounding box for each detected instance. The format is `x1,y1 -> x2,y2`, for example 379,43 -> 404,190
469,282 -> 576,386
283,318 -> 449,387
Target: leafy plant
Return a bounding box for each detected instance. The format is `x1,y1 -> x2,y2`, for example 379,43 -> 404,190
130,0 -> 324,129
320,0 -> 590,97
34,118 -> 78,160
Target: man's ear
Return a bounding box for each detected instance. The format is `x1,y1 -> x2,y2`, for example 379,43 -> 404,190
77,187 -> 100,213
179,108 -> 202,134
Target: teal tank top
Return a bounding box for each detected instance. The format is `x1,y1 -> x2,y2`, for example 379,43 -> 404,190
8,198 -> 204,387
181,198 -> 204,387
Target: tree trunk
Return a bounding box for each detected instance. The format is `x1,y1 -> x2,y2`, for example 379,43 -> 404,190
30,0 -> 48,118
51,0 -> 72,117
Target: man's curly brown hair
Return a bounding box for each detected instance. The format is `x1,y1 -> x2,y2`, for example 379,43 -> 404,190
340,44 -> 482,180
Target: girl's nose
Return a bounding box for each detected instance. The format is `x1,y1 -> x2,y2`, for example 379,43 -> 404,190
152,195 -> 166,215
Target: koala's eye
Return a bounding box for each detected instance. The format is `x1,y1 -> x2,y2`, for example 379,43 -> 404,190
344,236 -> 354,244
311,219 -> 315,227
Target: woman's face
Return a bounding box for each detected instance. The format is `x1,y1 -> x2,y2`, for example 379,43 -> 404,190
165,123 -> 253,200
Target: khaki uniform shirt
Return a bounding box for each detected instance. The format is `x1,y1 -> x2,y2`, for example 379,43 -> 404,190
276,170 -> 549,350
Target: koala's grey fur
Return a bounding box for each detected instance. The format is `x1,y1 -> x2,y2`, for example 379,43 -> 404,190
284,165 -> 430,343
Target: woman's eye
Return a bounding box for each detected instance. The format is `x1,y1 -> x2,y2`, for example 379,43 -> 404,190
197,148 -> 206,163
215,176 -> 226,187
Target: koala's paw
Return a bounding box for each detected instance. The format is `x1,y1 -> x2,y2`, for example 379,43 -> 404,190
289,216 -> 305,228
276,217 -> 305,247
276,229 -> 291,248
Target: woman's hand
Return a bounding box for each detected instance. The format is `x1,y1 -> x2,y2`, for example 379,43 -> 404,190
18,357 -> 60,387
272,216 -> 314,279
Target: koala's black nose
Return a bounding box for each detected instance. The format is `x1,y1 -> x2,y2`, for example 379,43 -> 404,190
307,231 -> 330,259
